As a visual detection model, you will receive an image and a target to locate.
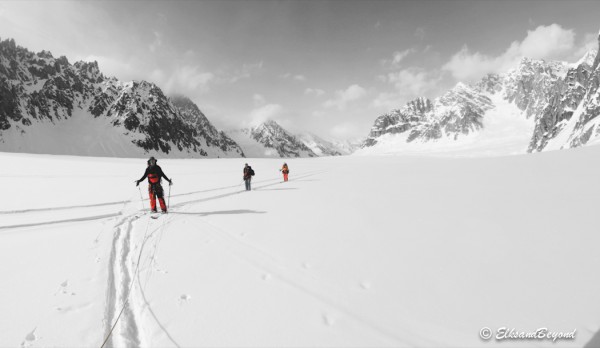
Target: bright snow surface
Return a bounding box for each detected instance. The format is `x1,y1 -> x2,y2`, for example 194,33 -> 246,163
1,149 -> 599,347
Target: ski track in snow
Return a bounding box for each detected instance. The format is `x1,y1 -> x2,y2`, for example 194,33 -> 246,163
0,173 -> 313,232
6,165 -> 485,347
4,152 -> 600,347
0,213 -> 122,232
102,212 -> 154,348
97,169 -> 329,347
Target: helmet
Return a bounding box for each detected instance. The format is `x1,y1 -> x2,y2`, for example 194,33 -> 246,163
148,156 -> 157,165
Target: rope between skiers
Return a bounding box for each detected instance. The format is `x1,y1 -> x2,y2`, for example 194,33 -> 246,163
99,208 -> 170,348
100,157 -> 306,347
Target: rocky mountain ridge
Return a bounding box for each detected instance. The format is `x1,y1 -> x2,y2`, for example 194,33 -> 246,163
363,32 -> 600,154
0,38 -> 244,158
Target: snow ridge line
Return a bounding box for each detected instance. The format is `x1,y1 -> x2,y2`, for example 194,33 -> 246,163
0,201 -> 129,215
0,213 -> 122,231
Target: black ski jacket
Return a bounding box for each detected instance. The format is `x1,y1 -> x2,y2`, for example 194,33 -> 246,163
138,165 -> 171,184
243,166 -> 254,180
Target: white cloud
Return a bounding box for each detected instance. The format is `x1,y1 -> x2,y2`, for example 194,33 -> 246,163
74,54 -> 133,80
380,48 -> 417,67
323,84 -> 367,110
280,73 -> 306,82
415,27 -> 426,41
304,88 -> 325,97
330,122 -> 360,139
518,24 -> 575,58
392,48 -> 416,65
148,31 -> 162,53
573,32 -> 599,61
253,93 -> 266,107
249,103 -> 283,126
219,61 -> 264,84
372,92 -> 401,111
387,67 -> 441,96
373,67 -> 442,111
443,24 -> 578,82
161,65 -> 214,94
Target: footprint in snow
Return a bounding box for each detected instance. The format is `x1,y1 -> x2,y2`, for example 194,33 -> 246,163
322,314 -> 335,327
359,281 -> 371,290
54,280 -> 69,295
20,327 -> 38,347
178,294 -> 191,305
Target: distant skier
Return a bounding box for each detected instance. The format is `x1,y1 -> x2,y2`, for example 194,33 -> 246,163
136,156 -> 172,213
243,163 -> 255,191
280,162 -> 289,182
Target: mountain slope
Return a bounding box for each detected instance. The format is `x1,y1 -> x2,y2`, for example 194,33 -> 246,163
228,120 -> 317,158
295,132 -> 347,156
362,32 -> 600,155
0,38 -> 244,158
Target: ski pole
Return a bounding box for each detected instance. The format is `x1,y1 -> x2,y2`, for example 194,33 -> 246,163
138,186 -> 144,210
167,182 -> 171,211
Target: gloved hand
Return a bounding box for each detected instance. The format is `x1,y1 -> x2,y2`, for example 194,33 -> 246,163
135,180 -> 140,187
169,179 -> 173,186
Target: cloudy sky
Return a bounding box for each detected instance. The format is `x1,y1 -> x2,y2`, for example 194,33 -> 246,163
0,1 -> 598,140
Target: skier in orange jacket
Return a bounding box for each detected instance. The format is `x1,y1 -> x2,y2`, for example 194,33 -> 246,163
280,162 -> 289,182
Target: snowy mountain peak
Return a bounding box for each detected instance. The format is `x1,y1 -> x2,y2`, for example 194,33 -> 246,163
295,132 -> 354,156
574,49 -> 598,67
227,120 -> 317,158
402,97 -> 433,115
254,119 -> 285,134
0,37 -> 245,158
363,35 -> 600,155
452,81 -> 469,91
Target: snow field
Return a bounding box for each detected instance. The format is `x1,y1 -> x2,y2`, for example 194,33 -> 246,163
1,149 -> 599,347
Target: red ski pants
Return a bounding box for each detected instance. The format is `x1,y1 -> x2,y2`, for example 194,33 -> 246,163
283,173 -> 288,181
149,184 -> 167,212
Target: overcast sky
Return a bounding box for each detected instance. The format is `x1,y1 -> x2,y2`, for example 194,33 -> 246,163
0,0 -> 598,140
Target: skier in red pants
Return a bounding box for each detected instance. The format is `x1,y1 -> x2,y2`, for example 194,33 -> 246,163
136,157 -> 172,213
280,162 -> 289,182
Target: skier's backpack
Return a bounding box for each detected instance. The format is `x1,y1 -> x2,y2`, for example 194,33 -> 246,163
250,168 -> 255,176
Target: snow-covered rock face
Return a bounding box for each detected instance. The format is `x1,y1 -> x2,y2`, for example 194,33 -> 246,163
364,85 -> 493,146
250,120 -> 317,157
0,38 -> 244,158
294,132 -> 362,156
228,120 -> 318,158
363,32 -> 600,154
